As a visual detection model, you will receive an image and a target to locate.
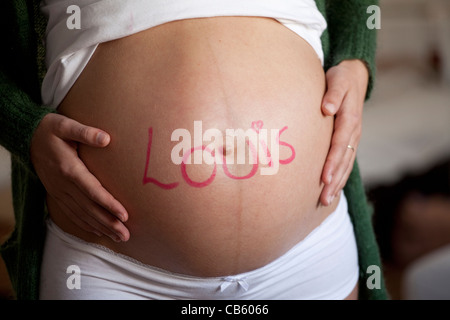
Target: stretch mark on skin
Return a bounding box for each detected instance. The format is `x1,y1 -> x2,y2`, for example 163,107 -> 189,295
234,183 -> 243,274
205,33 -> 245,271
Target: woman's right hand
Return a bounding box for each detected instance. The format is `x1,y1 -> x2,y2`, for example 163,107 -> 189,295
30,113 -> 130,242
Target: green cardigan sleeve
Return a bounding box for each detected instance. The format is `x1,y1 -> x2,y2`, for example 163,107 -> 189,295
0,71 -> 54,170
0,0 -> 53,300
321,0 -> 388,300
0,0 -> 54,171
324,0 -> 379,100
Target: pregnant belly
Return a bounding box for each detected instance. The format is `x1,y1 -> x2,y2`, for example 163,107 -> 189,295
50,17 -> 338,276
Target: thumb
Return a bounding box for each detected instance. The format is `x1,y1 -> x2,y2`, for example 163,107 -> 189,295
53,115 -> 111,147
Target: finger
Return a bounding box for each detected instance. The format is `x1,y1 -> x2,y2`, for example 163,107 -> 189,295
72,179 -> 131,241
322,74 -> 348,116
321,111 -> 356,186
66,165 -> 130,240
89,205 -> 130,242
54,115 -> 111,147
320,182 -> 334,206
67,159 -> 129,223
65,187 -> 129,242
49,193 -> 103,237
334,152 -> 357,197
320,142 -> 355,206
58,155 -> 130,241
330,143 -> 357,199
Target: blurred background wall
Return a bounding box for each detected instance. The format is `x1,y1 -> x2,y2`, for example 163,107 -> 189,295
359,0 -> 450,187
359,0 -> 450,300
0,0 -> 449,300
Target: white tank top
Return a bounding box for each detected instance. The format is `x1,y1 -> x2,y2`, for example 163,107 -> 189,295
40,0 -> 327,108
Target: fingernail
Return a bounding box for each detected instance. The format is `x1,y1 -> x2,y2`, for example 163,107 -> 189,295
96,132 -> 108,145
327,173 -> 333,184
118,233 -> 128,242
324,103 -> 336,114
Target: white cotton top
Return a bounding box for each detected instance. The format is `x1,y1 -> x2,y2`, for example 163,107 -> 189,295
40,0 -> 327,109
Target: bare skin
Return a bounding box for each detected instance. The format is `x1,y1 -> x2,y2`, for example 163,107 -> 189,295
50,17 -> 335,275
31,17 -> 368,299
31,42 -> 369,247
320,60 -> 369,205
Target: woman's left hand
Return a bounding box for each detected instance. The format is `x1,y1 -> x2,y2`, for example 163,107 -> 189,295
320,59 -> 369,206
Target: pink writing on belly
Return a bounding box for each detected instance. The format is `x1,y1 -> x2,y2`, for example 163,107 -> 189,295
222,140 -> 259,180
142,121 -> 296,189
278,126 -> 295,165
181,145 -> 217,188
142,127 -> 179,189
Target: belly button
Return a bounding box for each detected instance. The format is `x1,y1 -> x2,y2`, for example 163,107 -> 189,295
220,143 -> 234,157
222,145 -> 228,157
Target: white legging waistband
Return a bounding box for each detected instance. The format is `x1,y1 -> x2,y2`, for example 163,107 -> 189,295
39,192 -> 358,300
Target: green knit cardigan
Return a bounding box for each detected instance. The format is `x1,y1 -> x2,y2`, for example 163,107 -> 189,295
0,0 -> 388,300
